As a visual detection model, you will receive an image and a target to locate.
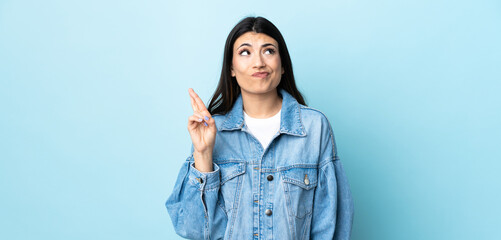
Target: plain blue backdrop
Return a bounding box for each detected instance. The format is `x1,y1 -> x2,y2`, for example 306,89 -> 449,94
1,0 -> 500,239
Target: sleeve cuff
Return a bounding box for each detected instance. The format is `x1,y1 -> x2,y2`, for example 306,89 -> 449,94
188,162 -> 220,191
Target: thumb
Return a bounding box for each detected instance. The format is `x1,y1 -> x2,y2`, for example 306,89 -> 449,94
206,116 -> 217,129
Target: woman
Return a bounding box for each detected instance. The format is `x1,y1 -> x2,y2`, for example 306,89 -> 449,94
166,16 -> 354,240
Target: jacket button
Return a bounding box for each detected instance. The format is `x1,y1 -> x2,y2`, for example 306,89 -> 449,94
267,175 -> 273,181
265,209 -> 272,216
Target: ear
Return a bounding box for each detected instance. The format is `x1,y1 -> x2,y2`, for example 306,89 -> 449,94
282,67 -> 285,74
231,66 -> 236,77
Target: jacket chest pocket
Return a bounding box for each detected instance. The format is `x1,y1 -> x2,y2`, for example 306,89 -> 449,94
219,162 -> 246,213
281,167 -> 318,218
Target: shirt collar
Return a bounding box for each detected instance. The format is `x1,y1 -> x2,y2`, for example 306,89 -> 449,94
219,88 -> 306,137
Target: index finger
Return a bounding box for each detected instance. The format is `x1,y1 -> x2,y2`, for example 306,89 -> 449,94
189,88 -> 209,113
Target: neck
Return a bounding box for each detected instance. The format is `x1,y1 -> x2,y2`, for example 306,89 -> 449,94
241,89 -> 282,119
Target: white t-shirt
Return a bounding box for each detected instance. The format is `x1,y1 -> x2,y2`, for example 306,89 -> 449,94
243,109 -> 281,150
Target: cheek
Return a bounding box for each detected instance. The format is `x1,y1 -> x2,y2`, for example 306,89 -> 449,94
233,63 -> 249,75
232,58 -> 243,73
268,55 -> 281,68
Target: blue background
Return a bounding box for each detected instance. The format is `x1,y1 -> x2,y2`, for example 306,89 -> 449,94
1,0 -> 500,239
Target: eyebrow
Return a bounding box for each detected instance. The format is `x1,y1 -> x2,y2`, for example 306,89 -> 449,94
236,43 -> 277,50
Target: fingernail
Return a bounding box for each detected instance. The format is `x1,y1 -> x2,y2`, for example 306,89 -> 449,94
203,122 -> 208,126
204,116 -> 209,121
198,118 -> 203,122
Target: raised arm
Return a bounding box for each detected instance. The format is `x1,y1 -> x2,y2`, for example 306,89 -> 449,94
187,88 -> 216,172
165,88 -> 226,240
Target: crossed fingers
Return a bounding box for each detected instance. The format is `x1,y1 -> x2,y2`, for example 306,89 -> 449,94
189,88 -> 211,126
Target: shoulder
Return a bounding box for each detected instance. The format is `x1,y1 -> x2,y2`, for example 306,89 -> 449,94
298,104 -> 337,148
298,104 -> 334,130
299,105 -> 340,164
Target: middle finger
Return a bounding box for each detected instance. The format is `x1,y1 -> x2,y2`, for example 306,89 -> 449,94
189,89 -> 209,113
189,93 -> 199,112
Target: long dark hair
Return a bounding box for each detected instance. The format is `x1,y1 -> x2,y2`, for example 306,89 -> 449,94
208,16 -> 307,115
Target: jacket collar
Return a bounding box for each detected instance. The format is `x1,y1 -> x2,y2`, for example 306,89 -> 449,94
219,88 -> 306,137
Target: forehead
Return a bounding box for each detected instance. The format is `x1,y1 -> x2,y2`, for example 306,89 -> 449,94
233,32 -> 278,49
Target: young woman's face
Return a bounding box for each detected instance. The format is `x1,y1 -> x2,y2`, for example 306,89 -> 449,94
231,32 -> 284,96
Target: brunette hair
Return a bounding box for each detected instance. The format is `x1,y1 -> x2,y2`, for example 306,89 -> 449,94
208,16 -> 306,115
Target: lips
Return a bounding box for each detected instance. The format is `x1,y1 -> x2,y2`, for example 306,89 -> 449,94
252,72 -> 269,78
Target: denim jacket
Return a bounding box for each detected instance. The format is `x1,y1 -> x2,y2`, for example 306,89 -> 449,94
166,88 -> 354,240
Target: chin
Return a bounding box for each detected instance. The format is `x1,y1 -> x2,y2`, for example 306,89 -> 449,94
241,87 -> 278,95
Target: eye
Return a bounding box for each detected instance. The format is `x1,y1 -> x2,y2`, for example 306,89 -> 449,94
239,49 -> 250,56
264,48 -> 276,55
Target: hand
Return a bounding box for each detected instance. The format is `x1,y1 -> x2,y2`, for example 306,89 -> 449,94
187,88 -> 217,171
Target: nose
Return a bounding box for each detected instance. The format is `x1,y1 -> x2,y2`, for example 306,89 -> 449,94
253,53 -> 265,69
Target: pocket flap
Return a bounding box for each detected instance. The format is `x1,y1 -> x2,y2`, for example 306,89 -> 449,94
282,167 -> 318,190
219,162 -> 246,185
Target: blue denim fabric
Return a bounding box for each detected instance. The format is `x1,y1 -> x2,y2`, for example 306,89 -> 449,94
166,88 -> 354,240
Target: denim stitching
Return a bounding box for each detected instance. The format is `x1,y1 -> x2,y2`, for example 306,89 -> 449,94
301,213 -> 313,240
226,167 -> 245,239
281,179 -> 296,239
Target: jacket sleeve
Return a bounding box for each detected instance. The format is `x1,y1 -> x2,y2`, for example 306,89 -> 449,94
310,118 -> 354,239
165,145 -> 227,240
